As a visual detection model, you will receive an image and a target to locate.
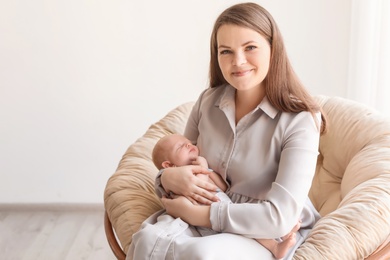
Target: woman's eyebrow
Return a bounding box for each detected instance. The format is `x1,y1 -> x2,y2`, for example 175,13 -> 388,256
218,41 -> 257,49
218,44 -> 231,49
242,40 -> 256,45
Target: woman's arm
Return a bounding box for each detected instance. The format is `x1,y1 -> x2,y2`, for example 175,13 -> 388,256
162,196 -> 212,228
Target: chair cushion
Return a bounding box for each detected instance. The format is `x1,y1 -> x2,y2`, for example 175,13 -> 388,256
297,96 -> 390,259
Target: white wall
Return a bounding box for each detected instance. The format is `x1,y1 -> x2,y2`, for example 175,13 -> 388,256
0,0 -> 351,204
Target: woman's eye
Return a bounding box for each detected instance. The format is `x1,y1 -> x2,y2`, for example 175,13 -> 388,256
246,45 -> 257,51
220,50 -> 232,55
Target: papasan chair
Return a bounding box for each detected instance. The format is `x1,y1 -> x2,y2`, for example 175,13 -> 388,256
104,95 -> 390,260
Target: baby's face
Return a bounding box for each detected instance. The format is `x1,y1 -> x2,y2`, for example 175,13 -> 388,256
165,134 -> 199,166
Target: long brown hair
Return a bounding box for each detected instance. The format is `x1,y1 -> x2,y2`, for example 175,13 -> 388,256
209,3 -> 327,133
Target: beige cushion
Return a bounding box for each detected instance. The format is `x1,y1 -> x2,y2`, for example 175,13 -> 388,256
296,96 -> 390,259
104,96 -> 390,258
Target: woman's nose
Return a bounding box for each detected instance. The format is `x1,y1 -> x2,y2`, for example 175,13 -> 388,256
232,52 -> 246,66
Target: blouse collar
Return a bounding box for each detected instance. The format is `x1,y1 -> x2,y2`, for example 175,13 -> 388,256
216,85 -> 279,119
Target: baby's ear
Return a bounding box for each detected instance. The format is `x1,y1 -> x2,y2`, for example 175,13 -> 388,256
162,161 -> 174,169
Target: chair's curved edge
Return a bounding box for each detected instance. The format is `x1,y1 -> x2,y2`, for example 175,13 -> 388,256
104,210 -> 126,260
366,234 -> 390,260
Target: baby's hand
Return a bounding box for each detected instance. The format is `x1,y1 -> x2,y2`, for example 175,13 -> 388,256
192,156 -> 208,169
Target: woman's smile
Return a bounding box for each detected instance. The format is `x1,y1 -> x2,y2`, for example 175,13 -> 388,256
232,69 -> 254,77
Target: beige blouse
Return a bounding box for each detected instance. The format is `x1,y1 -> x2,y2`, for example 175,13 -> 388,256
184,85 -> 321,239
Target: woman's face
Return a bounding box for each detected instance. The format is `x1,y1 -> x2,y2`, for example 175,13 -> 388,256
216,24 -> 271,93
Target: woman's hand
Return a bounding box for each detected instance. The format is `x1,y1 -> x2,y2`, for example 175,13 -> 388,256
162,195 -> 211,228
161,165 -> 219,205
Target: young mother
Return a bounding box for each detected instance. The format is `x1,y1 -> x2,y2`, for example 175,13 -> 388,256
128,2 -> 327,259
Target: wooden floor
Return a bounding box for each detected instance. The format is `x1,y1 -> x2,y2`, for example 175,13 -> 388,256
0,204 -> 116,260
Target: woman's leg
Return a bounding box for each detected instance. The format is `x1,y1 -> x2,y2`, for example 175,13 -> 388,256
128,205 -> 314,260
170,233 -> 275,260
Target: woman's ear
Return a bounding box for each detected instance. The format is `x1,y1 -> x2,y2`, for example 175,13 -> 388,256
162,161 -> 174,169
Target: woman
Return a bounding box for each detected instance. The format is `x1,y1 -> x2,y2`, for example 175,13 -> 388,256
128,2 -> 327,259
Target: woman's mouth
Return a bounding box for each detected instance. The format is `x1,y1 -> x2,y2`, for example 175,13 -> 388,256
232,69 -> 252,77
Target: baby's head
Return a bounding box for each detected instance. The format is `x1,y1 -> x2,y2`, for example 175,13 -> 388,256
152,134 -> 199,170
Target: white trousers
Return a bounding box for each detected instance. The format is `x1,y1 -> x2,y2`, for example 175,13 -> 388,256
127,209 -> 313,260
